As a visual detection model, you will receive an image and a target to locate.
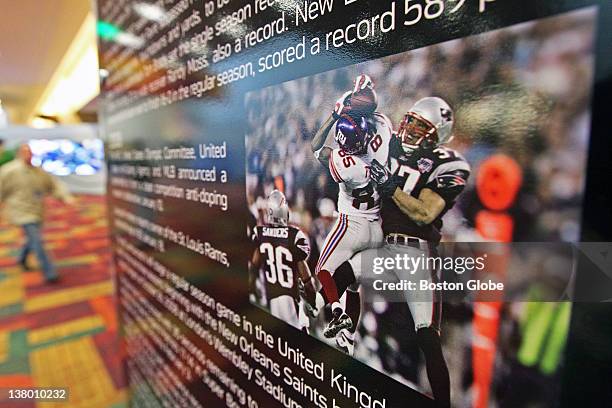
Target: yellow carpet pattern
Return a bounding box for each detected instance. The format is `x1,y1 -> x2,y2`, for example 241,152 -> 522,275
0,195 -> 126,408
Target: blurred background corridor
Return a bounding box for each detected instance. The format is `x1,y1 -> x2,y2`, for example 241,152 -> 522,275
0,2 -> 125,405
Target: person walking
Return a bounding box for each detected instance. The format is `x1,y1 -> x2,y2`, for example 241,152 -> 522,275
0,144 -> 74,282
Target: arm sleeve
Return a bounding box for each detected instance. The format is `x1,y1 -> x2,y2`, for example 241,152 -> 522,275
293,229 -> 311,262
328,150 -> 346,183
0,166 -> 14,202
46,173 -> 72,201
251,227 -> 260,251
425,160 -> 471,203
388,134 -> 404,159
374,112 -> 394,131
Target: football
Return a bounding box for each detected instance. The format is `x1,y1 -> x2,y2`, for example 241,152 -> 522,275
349,87 -> 378,115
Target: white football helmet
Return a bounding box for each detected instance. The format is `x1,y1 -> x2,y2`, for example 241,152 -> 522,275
397,97 -> 454,151
267,190 -> 289,226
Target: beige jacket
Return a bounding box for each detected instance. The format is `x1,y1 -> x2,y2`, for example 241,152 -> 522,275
0,159 -> 71,225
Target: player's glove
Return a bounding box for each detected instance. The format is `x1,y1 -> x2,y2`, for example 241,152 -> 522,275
353,74 -> 374,93
298,279 -> 318,318
332,91 -> 353,119
370,159 -> 403,197
298,279 -> 306,298
369,159 -> 390,184
301,297 -> 318,318
388,134 -> 405,158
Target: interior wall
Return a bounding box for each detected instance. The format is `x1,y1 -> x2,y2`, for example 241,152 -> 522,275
0,124 -> 105,195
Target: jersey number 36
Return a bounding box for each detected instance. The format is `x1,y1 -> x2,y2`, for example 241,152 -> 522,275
259,243 -> 294,288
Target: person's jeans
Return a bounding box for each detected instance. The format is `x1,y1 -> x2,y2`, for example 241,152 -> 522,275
18,223 -> 57,281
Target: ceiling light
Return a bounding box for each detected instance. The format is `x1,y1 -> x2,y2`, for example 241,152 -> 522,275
133,3 -> 167,22
30,117 -> 56,129
32,13 -> 99,119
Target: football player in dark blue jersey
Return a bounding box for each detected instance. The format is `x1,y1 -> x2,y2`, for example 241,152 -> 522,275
249,190 -> 316,331
314,97 -> 470,408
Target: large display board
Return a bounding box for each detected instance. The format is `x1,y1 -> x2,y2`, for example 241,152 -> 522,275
97,1 -> 612,407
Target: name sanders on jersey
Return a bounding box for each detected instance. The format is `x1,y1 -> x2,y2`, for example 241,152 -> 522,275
373,279 -> 504,292
261,227 -> 289,238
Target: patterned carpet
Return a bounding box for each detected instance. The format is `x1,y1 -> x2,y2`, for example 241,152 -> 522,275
0,195 -> 126,407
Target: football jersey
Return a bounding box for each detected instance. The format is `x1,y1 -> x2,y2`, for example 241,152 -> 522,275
382,138 -> 471,242
327,112 -> 394,220
252,225 -> 310,300
364,112 -> 394,165
329,148 -> 380,219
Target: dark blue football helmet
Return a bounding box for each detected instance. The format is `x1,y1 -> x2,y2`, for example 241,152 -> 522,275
335,114 -> 369,155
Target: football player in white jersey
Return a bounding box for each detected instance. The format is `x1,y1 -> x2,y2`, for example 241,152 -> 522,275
309,74 -> 393,353
321,97 -> 470,408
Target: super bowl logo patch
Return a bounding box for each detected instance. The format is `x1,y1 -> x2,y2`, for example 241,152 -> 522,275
417,158 -> 434,173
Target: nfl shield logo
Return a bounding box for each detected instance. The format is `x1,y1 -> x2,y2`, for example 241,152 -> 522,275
417,158 -> 433,173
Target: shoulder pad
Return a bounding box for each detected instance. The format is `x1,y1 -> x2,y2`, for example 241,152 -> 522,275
435,169 -> 470,189
428,151 -> 471,182
251,227 -> 260,242
294,228 -> 311,260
